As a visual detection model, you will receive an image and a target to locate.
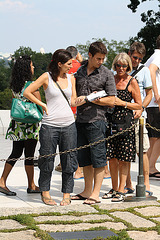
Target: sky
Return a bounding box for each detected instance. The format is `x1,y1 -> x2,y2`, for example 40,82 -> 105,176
0,0 -> 159,55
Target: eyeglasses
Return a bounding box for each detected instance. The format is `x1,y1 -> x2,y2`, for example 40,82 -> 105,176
132,56 -> 143,61
116,63 -> 128,68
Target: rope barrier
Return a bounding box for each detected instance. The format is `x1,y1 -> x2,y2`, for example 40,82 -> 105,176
0,122 -> 159,163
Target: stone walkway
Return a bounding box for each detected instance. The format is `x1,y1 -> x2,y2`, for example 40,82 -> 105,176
0,200 -> 160,239
0,136 -> 160,239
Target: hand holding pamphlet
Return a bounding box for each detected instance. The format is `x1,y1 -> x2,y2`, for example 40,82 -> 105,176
86,90 -> 107,102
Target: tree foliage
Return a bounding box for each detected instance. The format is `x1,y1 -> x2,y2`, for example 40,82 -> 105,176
128,0 -> 160,60
0,88 -> 12,110
0,60 -> 11,91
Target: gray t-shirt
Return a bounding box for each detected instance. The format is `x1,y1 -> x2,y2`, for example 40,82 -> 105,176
75,62 -> 116,123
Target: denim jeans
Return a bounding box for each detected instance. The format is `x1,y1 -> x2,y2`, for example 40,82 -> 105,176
76,120 -> 107,168
38,122 -> 78,193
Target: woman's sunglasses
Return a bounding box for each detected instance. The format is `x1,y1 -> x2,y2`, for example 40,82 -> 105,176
116,63 -> 128,68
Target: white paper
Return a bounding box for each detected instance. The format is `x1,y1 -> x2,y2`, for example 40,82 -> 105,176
86,90 -> 107,102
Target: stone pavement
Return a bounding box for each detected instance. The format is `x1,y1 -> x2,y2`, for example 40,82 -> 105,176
0,135 -> 160,239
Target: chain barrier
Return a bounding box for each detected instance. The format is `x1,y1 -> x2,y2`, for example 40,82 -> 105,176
0,122 -> 159,163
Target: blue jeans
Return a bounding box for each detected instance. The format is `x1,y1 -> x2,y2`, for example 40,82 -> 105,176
76,120 -> 107,168
38,123 -> 78,193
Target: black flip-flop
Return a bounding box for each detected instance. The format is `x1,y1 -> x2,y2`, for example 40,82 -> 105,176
71,194 -> 87,200
27,188 -> 41,194
0,186 -> 16,196
124,187 -> 135,194
149,172 -> 160,178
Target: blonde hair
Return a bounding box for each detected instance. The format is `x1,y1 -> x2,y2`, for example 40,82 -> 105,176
112,52 -> 132,73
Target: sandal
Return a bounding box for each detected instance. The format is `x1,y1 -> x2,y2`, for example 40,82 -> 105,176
41,194 -> 57,206
124,187 -> 135,194
60,197 -> 71,206
83,197 -> 101,205
146,190 -> 153,197
102,189 -> 117,199
111,192 -> 125,202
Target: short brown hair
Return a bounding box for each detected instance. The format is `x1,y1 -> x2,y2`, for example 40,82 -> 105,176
89,41 -> 107,57
129,42 -> 146,57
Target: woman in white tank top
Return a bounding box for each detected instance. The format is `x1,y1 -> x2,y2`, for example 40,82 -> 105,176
24,49 -> 86,206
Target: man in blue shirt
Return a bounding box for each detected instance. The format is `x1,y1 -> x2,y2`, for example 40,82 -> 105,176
125,42 -> 152,196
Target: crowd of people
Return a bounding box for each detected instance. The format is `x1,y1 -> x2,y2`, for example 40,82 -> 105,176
0,35 -> 160,205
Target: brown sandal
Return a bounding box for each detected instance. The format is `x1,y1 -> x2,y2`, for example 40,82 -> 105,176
41,194 -> 57,206
60,197 -> 71,206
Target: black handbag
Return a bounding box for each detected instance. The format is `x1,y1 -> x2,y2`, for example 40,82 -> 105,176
111,111 -> 133,137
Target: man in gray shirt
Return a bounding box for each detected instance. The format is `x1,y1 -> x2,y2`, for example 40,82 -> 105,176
71,41 -> 116,205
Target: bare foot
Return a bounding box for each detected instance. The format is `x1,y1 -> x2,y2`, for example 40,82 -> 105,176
83,197 -> 101,205
104,171 -> 111,178
74,171 -> 84,179
41,195 -> 57,206
60,197 -> 71,206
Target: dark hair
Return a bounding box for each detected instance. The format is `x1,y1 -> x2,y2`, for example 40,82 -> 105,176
48,49 -> 72,82
66,46 -> 78,58
10,55 -> 32,93
156,35 -> 160,49
129,42 -> 146,57
88,41 -> 107,57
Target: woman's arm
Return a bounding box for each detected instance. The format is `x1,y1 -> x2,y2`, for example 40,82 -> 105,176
115,78 -> 142,110
24,73 -> 48,114
92,95 -> 116,107
70,74 -> 86,107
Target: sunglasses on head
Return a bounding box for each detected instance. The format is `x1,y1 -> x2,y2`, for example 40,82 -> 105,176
116,63 -> 128,68
132,56 -> 143,61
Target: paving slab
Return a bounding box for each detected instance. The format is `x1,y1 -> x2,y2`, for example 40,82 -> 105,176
135,206 -> 160,216
0,219 -> 25,230
0,230 -> 40,240
39,221 -> 127,232
99,200 -> 160,211
34,214 -> 113,222
127,230 -> 160,240
111,211 -> 156,228
0,204 -> 98,217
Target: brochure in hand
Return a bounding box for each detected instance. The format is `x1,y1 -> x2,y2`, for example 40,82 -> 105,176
86,90 -> 107,102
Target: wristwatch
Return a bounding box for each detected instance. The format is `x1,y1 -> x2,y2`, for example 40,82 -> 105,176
142,105 -> 145,111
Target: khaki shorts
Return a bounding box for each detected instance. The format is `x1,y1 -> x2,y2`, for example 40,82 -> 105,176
135,118 -> 150,153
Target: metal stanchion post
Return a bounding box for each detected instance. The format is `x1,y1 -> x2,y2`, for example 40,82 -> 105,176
136,117 -> 145,198
125,118 -> 157,202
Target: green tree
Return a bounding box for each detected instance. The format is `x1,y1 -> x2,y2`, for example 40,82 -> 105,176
0,88 -> 12,110
128,0 -> 160,61
0,60 -> 11,91
32,52 -> 52,79
76,38 -> 130,69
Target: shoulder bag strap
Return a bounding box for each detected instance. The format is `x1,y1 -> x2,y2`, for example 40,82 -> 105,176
21,81 -> 32,97
131,65 -> 144,77
55,81 -> 70,106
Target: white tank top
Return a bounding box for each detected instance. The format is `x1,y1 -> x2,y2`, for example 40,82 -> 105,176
42,72 -> 75,127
